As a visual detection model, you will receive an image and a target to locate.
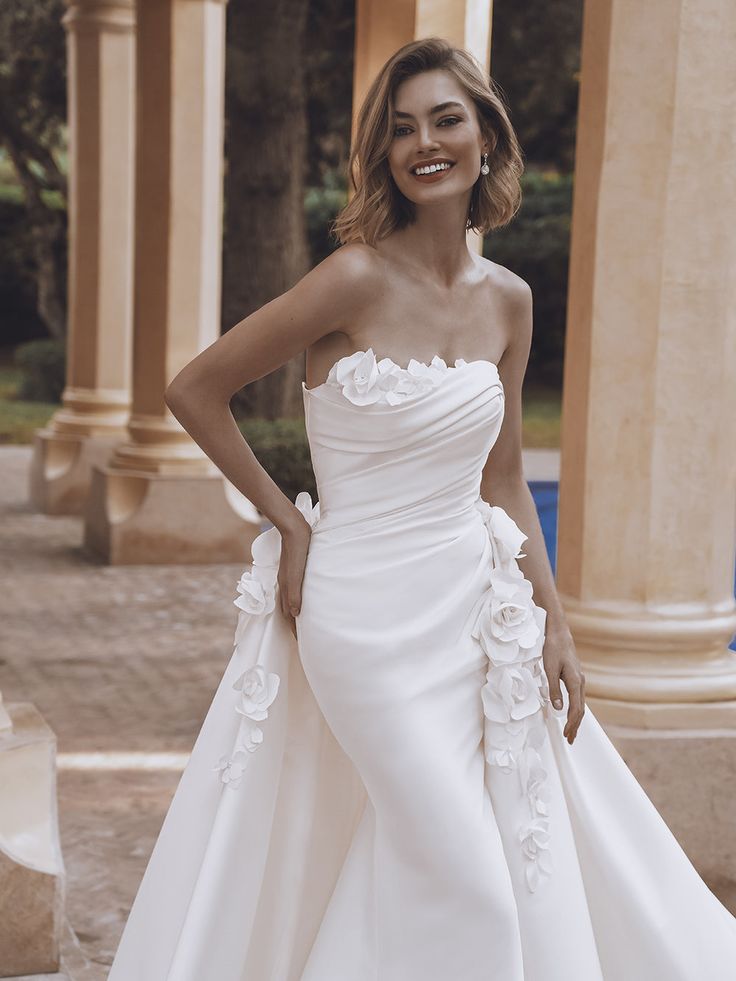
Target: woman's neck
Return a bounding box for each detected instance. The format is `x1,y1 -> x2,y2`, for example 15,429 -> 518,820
382,203 -> 476,288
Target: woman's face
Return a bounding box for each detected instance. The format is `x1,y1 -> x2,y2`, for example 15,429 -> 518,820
387,69 -> 488,207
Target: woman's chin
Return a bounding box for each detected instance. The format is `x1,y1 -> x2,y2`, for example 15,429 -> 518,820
399,185 -> 472,209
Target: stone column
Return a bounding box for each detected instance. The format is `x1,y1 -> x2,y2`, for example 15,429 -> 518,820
353,0 -> 494,116
413,0 -> 493,69
30,0 -> 136,515
558,0 -> 736,729
84,0 -> 259,564
352,0 -> 495,253
557,0 -> 736,903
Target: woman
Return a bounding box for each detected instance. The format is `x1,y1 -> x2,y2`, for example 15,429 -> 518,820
108,37 -> 736,981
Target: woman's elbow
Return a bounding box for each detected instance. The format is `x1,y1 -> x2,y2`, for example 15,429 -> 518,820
164,371 -> 200,416
164,379 -> 184,411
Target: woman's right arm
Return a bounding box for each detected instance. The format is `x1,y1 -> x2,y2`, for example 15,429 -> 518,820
163,243 -> 378,623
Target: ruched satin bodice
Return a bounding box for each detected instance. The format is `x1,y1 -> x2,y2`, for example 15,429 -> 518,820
301,356 -> 504,537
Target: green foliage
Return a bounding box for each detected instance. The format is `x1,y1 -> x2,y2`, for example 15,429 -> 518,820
0,1 -> 67,176
304,0 -> 355,187
0,193 -> 51,344
305,174 -> 347,263
0,392 -> 56,443
0,360 -> 56,443
237,416 -> 317,504
13,338 -> 66,402
0,2 -> 68,341
490,0 -> 583,172
485,171 -> 572,386
519,384 -> 562,450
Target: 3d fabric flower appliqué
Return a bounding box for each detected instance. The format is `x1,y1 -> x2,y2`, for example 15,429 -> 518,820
326,347 -> 458,405
473,498 -> 553,893
213,490 -> 320,789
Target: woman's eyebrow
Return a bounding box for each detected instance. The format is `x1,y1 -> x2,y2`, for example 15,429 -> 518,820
393,101 -> 466,119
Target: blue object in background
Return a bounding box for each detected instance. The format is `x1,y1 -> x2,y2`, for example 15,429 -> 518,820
529,481 -> 559,576
529,480 -> 736,653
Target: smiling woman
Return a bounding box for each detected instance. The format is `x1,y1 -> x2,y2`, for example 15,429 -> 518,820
332,39 -> 523,246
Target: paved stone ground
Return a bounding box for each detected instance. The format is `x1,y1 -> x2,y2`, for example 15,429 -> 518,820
0,448 -> 246,980
0,445 -> 560,980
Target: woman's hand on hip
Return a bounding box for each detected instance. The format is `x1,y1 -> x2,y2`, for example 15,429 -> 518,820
277,513 -> 312,639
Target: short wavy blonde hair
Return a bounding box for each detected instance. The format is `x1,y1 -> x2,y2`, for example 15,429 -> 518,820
331,37 -> 524,246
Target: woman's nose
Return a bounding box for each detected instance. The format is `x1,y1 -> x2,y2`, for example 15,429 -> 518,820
415,125 -> 440,150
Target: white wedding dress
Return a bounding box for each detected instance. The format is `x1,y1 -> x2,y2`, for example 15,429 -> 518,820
108,349 -> 736,980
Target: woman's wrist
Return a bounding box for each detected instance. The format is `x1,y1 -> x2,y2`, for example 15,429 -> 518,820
545,614 -> 573,643
272,503 -> 310,539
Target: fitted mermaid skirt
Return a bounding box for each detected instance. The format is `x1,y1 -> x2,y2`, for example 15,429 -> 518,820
108,350 -> 736,980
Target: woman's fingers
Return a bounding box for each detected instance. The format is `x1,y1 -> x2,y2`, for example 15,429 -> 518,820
562,665 -> 586,744
278,575 -> 299,639
546,667 -> 564,711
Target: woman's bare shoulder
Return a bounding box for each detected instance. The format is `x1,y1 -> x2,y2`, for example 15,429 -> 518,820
473,256 -> 533,364
476,255 -> 532,305
314,243 -> 385,299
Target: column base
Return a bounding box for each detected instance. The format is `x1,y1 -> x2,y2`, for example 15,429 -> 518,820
563,597 -> 736,702
589,697 -> 736,913
586,694 -> 736,729
0,703 -> 65,978
84,464 -> 261,564
29,429 -> 126,516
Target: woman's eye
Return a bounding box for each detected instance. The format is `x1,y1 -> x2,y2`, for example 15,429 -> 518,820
438,116 -> 461,126
394,125 -> 411,137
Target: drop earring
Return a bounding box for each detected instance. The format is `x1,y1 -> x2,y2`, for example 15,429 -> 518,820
480,152 -> 490,176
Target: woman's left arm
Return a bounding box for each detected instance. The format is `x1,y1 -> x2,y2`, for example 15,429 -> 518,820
480,275 -> 586,745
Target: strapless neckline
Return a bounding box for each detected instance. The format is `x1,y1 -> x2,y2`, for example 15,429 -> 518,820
302,347 -> 501,397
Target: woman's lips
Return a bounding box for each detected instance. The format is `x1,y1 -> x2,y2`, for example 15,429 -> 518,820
411,163 -> 455,184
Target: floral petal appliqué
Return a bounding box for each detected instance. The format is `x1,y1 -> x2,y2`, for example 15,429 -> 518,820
325,348 -> 460,405
215,492 -> 320,789
474,497 -> 553,893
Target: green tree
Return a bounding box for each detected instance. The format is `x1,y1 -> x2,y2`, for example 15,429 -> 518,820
490,0 -> 583,172
221,0 -> 312,419
0,0 -> 67,340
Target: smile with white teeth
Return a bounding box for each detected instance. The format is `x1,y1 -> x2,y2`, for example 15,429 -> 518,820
413,162 -> 454,175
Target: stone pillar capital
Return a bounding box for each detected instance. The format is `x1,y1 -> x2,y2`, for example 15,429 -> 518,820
61,0 -> 135,34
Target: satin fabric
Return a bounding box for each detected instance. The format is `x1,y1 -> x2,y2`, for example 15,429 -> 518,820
108,353 -> 736,980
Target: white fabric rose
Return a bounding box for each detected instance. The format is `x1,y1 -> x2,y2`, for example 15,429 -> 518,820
241,724 -> 264,753
472,570 -> 541,665
406,355 -> 447,384
482,663 -> 544,724
483,717 -> 532,770
375,360 -> 430,405
519,817 -> 553,892
233,665 -> 280,721
234,569 -> 275,617
488,505 -> 528,563
327,349 -> 452,405
474,499 -> 528,565
294,489 -> 320,528
232,524 -> 281,622
213,750 -> 248,789
335,349 -> 382,405
519,745 -> 551,817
